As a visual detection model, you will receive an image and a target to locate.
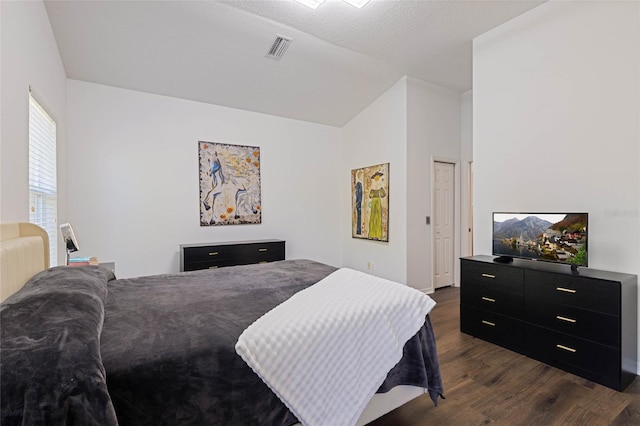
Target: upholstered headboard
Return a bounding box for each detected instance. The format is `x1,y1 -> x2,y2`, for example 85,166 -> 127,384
0,222 -> 49,302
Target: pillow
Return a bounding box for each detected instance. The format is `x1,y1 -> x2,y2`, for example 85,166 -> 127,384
1,266 -> 118,425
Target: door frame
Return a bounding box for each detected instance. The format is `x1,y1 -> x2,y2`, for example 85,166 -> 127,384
468,161 -> 474,256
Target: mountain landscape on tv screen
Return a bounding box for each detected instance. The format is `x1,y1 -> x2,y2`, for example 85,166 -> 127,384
493,216 -> 552,242
493,214 -> 588,265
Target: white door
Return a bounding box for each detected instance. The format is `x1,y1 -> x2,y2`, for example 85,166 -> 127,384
434,162 -> 455,288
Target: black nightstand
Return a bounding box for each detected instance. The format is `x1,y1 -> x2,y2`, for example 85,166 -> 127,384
99,262 -> 115,274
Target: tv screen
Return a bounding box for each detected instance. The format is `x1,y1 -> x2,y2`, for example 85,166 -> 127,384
492,212 -> 588,267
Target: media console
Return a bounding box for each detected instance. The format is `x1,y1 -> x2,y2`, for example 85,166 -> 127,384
460,255 -> 637,391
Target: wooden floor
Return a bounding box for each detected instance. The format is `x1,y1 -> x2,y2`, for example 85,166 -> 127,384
369,286 -> 640,426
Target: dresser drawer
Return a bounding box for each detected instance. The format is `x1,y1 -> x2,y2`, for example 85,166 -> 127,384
182,258 -> 250,271
525,324 -> 619,381
461,260 -> 524,295
182,245 -> 239,263
525,297 -> 619,347
524,270 -> 619,315
243,242 -> 285,262
461,306 -> 524,353
461,286 -> 523,318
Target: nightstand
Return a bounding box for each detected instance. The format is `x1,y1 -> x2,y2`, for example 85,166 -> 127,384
99,262 -> 115,274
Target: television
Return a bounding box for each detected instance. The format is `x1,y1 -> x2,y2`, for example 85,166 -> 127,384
492,212 -> 588,270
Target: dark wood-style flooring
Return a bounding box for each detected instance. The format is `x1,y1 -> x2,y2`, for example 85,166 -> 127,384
369,286 -> 640,426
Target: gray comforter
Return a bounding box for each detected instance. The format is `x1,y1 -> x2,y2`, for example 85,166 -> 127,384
1,259 -> 443,426
1,266 -> 118,425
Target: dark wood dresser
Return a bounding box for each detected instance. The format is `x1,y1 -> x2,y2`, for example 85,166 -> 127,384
460,255 -> 637,391
180,240 -> 285,272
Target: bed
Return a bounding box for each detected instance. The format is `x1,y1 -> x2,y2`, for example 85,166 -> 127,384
1,223 -> 443,425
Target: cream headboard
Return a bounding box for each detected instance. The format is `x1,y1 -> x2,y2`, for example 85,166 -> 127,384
0,222 -> 50,302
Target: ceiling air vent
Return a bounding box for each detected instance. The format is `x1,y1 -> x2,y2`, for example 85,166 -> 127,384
266,35 -> 292,60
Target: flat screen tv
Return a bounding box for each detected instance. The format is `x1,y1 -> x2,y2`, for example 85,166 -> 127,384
492,212 -> 588,269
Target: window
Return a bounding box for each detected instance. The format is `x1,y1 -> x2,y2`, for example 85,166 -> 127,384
29,93 -> 58,266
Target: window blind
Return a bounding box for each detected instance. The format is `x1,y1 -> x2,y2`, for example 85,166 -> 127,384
29,93 -> 58,266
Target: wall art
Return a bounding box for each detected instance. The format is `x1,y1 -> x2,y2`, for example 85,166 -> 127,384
199,141 -> 261,226
351,162 -> 389,241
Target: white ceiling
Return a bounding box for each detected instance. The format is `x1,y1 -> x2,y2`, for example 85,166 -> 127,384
44,0 -> 545,127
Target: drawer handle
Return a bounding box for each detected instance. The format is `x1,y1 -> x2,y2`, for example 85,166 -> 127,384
208,265 -> 219,269
481,273 -> 496,279
258,248 -> 268,252
556,315 -> 577,323
556,287 -> 576,294
556,344 -> 576,353
481,297 -> 496,303
209,252 -> 219,256
481,320 -> 496,327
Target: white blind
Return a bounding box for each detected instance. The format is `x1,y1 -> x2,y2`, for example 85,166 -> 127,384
29,93 -> 58,266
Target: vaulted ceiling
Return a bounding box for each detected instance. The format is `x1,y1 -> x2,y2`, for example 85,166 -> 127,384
44,0 -> 545,126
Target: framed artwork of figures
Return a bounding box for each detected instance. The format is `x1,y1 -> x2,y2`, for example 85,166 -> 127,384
199,141 -> 261,226
351,162 -> 389,241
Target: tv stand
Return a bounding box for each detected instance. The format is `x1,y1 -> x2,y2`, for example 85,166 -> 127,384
460,255 -> 638,391
493,255 -> 513,264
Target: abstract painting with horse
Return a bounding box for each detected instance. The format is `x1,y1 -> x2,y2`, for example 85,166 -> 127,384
199,141 -> 262,226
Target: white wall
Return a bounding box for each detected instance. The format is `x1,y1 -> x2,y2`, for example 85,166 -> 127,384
0,0 -> 68,264
341,76 -> 462,289
406,77 -> 462,293
474,0 -> 639,272
474,0 -> 639,371
66,80 -> 343,278
342,78 -> 408,283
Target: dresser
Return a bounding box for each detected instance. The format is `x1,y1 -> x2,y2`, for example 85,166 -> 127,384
180,240 -> 285,272
460,255 -> 637,391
